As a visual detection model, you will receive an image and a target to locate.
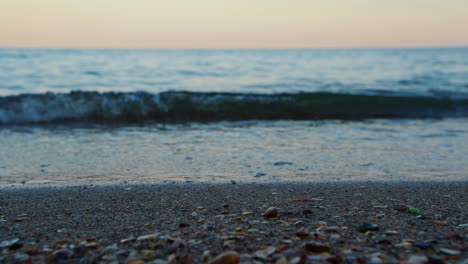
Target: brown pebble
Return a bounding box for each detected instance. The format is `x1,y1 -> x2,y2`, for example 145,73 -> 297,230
262,207 -> 279,218
303,242 -> 331,253
303,209 -> 313,215
208,251 -> 240,264
15,217 -> 27,222
84,242 -> 99,249
393,204 -> 408,211
296,230 -> 310,238
432,221 -> 447,226
128,260 -> 145,264
326,255 -> 344,264
275,257 -> 288,264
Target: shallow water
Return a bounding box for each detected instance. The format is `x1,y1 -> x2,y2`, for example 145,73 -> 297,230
1,119 -> 467,186
1,48 -> 467,186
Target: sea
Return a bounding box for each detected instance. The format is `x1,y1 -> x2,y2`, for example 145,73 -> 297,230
1,48 -> 467,186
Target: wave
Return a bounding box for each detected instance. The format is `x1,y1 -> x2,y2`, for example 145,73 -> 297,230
1,91 -> 468,125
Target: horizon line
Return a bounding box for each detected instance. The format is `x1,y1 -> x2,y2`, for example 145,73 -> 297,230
1,45 -> 468,51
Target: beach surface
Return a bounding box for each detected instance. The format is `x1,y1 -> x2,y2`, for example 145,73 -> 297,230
0,182 -> 466,263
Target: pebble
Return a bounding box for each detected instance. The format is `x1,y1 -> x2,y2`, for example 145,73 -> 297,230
393,204 -> 409,211
0,238 -> 20,248
273,161 -> 293,166
254,173 -> 267,178
315,221 -> 327,226
262,207 -> 279,218
302,209 -> 313,215
208,251 -> 240,264
384,230 -> 399,235
293,220 -> 304,226
413,241 -> 433,249
367,256 -> 383,264
303,242 -> 331,253
432,221 -> 447,226
407,255 -> 428,264
13,253 -> 30,262
439,248 -> 461,255
296,230 -> 310,238
358,222 -> 379,233
324,226 -> 340,233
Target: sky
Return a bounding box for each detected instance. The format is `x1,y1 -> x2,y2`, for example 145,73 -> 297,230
1,0 -> 468,49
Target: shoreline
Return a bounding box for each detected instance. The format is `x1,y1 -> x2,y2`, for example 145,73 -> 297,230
1,181 -> 466,263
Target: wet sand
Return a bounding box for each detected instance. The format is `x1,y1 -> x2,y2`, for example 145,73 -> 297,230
0,181 -> 466,263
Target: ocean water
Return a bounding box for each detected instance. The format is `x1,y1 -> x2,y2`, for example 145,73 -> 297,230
0,48 -> 467,186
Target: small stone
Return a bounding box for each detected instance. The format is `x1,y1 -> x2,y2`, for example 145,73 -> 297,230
120,237 -> 135,244
102,245 -> 119,254
303,209 -> 314,215
413,241 -> 433,249
326,255 -> 344,264
293,221 -> 304,226
275,257 -> 288,264
367,257 -> 383,264
14,217 -> 27,222
296,230 -> 310,238
179,223 -> 190,228
358,222 -> 379,233
393,204 -> 409,212
315,221 -> 327,227
84,242 -> 100,249
432,221 -> 447,226
303,242 -> 331,253
439,248 -> 461,255
137,233 -> 159,241
384,230 -> 399,235
325,226 -> 340,233
378,239 -> 392,245
426,256 -> 445,264
241,212 -> 253,215
129,260 -> 145,264
407,255 -> 428,264
262,207 -> 279,218
13,253 -> 30,262
208,251 -> 240,264
53,250 -> 72,261
255,172 -> 267,178
373,205 -> 388,209
0,238 -> 20,248
273,161 -> 293,166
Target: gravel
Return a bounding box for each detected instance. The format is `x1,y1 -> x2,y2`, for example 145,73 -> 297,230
0,181 -> 466,263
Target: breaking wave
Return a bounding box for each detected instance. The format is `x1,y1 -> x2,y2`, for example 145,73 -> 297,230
1,91 -> 468,125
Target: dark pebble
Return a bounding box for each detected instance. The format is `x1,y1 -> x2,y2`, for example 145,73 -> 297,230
254,173 -> 267,178
303,242 -> 331,253
303,209 -> 313,215
414,241 -> 434,249
273,161 -> 294,166
427,256 -> 445,264
393,204 -> 409,212
358,222 -> 379,233
326,255 -> 344,264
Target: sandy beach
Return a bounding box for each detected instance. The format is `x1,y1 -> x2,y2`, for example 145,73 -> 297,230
0,181 -> 466,263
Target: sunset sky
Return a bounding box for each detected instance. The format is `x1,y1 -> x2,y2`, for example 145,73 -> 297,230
1,0 -> 468,49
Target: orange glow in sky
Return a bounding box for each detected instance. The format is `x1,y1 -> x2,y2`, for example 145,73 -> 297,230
1,0 -> 468,49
